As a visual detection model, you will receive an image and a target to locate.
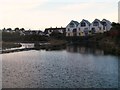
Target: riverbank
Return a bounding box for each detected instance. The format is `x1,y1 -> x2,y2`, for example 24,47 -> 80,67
34,39 -> 67,50
1,30 -> 120,55
1,42 -> 22,49
88,32 -> 120,55
1,36 -> 120,55
1,39 -> 67,54
65,34 -> 120,55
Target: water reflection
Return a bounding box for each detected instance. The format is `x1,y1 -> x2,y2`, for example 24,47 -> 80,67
66,45 -> 104,55
2,45 -> 118,88
20,43 -> 34,48
118,56 -> 120,88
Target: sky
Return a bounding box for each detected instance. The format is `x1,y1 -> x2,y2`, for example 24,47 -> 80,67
118,1 -> 120,23
0,0 -> 119,30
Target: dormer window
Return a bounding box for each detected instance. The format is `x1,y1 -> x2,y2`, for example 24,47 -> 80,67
68,28 -> 70,31
93,21 -> 99,26
81,22 -> 86,27
69,23 -> 74,28
102,22 -> 107,26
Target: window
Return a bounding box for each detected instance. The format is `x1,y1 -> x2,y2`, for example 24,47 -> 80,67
89,31 -> 91,33
102,22 -> 107,26
91,28 -> 96,34
81,22 -> 86,27
69,23 -> 74,28
93,21 -> 99,26
102,22 -> 107,30
73,29 -> 77,32
85,28 -> 88,30
68,28 -> 70,31
68,33 -> 70,36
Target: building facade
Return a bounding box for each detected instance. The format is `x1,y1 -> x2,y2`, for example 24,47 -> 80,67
77,19 -> 91,36
44,27 -> 66,36
90,19 -> 104,34
102,19 -> 112,32
66,20 -> 79,36
66,19 -> 112,36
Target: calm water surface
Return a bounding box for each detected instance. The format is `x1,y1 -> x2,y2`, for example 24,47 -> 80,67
2,46 -> 119,88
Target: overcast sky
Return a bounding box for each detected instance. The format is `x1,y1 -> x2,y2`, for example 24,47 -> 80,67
0,0 -> 119,30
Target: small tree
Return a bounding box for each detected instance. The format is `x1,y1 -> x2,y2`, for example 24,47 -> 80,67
14,27 -> 19,32
20,28 -> 25,31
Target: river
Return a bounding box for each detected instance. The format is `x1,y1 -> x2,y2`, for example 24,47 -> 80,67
2,45 -> 119,88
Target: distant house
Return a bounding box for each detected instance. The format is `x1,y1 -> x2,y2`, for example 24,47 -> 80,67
66,20 -> 79,36
90,19 -> 104,34
44,27 -> 66,36
19,29 -> 25,36
24,30 -> 44,36
37,30 -> 45,36
66,19 -> 112,37
101,19 -> 112,32
77,19 -> 91,36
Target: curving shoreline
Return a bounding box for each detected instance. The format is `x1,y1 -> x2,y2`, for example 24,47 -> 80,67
1,41 -> 67,54
1,37 -> 120,55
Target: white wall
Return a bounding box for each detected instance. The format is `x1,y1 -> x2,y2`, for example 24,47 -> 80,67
66,19 -> 112,37
77,21 -> 90,36
66,21 -> 77,36
102,19 -> 112,31
90,20 -> 104,33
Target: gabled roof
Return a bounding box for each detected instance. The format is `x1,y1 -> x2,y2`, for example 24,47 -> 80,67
70,20 -> 79,26
94,19 -> 101,22
102,19 -> 111,24
92,19 -> 103,25
81,19 -> 91,26
45,27 -> 65,30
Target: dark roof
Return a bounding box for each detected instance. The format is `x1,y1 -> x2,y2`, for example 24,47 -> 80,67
24,30 -> 44,34
45,27 -> 65,31
82,19 -> 91,26
71,20 -> 79,26
93,19 -> 103,24
44,27 -> 66,33
94,19 -> 101,22
102,19 -> 111,24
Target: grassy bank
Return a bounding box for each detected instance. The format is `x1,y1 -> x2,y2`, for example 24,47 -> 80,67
65,32 -> 120,55
89,34 -> 120,55
1,22 -> 120,55
2,42 -> 22,49
34,38 -> 67,50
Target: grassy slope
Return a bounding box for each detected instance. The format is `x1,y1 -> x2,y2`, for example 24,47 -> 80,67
2,42 -> 22,49
88,32 -> 120,55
